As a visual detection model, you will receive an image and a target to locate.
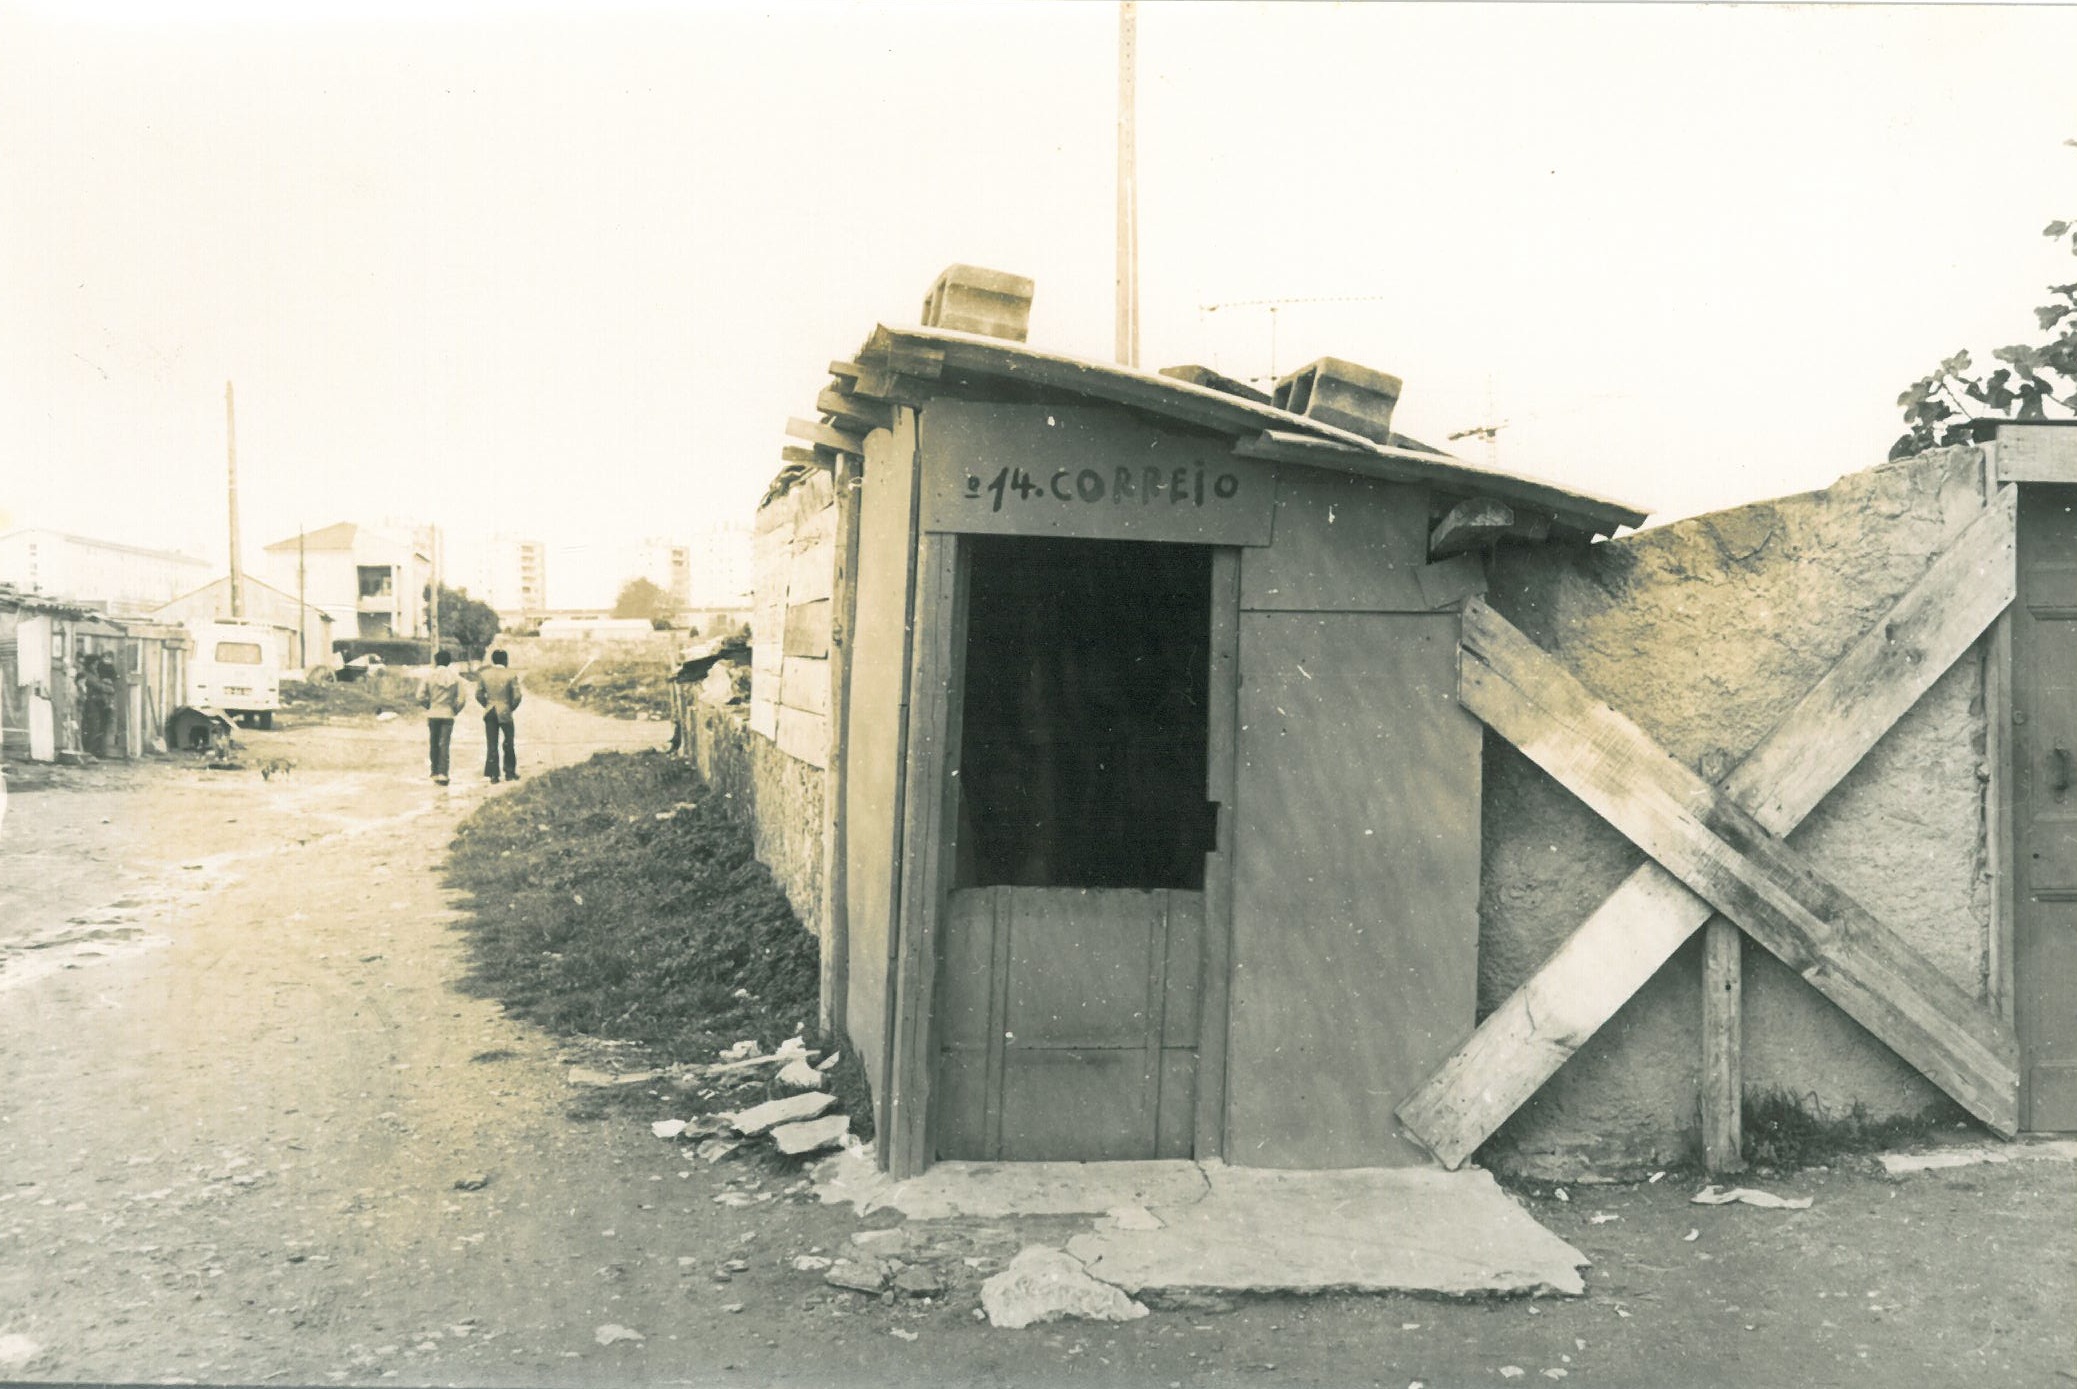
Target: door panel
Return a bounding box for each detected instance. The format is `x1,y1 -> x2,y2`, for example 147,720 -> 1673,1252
934,886 -> 1203,1161
1228,611 -> 1483,1167
2017,484 -> 2077,1132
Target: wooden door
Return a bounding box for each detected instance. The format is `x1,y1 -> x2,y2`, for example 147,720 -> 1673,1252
933,886 -> 1203,1161
2017,484 -> 2077,1131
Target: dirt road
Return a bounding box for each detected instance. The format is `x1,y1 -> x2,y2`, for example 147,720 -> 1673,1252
1,701 -> 2071,1388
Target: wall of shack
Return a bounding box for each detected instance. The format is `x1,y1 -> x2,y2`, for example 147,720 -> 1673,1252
1477,447 -> 1998,1174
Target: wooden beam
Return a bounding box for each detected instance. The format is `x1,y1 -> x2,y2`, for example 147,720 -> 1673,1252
1396,489 -> 2019,1166
786,416 -> 866,456
1987,423 -> 2077,483
1701,918 -> 1745,1173
817,386 -> 893,434
818,450 -> 864,1037
1194,548 -> 1241,1160
1455,596 -> 2020,1137
1430,497 -> 1516,557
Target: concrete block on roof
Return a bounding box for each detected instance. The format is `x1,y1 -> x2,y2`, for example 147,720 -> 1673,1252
921,264 -> 1035,342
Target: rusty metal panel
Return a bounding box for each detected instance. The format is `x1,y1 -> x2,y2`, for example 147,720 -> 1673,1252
2017,484 -> 2077,1131
918,401 -> 1275,546
1240,470 -> 1431,612
1228,611 -> 1482,1167
843,422 -> 918,1114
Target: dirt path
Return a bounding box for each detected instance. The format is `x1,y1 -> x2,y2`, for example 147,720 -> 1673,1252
1,701 -> 2070,1388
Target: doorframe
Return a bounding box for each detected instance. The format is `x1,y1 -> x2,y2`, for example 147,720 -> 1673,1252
883,538 -> 1243,1175
885,532 -> 971,1179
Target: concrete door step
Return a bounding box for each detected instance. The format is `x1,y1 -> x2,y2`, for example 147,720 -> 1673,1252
813,1154 -> 1588,1298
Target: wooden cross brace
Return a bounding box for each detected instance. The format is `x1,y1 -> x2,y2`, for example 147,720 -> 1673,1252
1397,489 -> 2022,1169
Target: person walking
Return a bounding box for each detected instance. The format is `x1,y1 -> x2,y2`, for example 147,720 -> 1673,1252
476,648 -> 523,782
420,649 -> 466,784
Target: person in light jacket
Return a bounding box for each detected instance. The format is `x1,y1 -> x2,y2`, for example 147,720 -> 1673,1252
475,648 -> 523,783
420,650 -> 467,785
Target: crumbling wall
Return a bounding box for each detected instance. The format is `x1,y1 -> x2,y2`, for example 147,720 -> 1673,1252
1479,447 -> 1996,1173
686,686 -> 826,940
685,460 -> 840,945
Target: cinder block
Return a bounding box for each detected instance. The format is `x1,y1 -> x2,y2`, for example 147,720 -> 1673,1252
1272,356 -> 1403,444
921,264 -> 1035,342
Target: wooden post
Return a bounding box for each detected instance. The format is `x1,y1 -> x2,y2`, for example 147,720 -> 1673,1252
225,382 -> 245,620
819,452 -> 863,1037
1702,917 -> 1745,1173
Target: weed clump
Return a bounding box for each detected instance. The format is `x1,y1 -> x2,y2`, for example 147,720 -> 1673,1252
1742,1088 -> 1971,1168
444,750 -> 821,1064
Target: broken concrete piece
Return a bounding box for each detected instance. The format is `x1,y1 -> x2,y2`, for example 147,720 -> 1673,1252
981,1246 -> 1148,1329
824,1256 -> 892,1293
893,1266 -> 945,1297
593,1324 -> 643,1345
727,1091 -> 837,1136
453,1174 -> 490,1192
568,1066 -> 661,1087
1690,1185 -> 1812,1210
651,1119 -> 687,1139
1065,1164 -> 1590,1298
772,1114 -> 850,1157
850,1227 -> 912,1254
817,1052 -> 841,1071
810,1151 -> 1210,1219
776,1058 -> 825,1091
719,1040 -> 761,1062
791,1255 -> 832,1272
1104,1205 -> 1164,1231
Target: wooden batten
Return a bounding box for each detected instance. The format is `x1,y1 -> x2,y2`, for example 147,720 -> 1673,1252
1455,596 -> 2020,1138
787,416 -> 866,456
1701,918 -> 1745,1173
817,385 -> 893,434
1398,491 -> 2021,1167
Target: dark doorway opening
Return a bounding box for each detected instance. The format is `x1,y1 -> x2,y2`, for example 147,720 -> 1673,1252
954,536 -> 1215,890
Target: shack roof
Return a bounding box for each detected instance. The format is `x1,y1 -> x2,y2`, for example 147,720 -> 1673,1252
807,324 -> 1649,539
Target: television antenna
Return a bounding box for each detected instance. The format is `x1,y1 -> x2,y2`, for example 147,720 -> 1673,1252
1197,295 -> 1395,384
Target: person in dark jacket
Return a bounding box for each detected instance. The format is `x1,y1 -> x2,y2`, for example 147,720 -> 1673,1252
475,649 -> 523,782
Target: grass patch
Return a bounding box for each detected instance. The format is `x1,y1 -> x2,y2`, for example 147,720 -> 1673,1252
442,750 -> 859,1126
1742,1088 -> 1973,1168
522,653 -> 676,721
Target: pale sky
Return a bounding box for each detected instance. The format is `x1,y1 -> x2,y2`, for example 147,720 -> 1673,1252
3,1 -> 2073,606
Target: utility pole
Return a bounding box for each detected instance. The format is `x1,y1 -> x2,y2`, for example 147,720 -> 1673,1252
1114,0 -> 1140,369
225,381 -> 245,620
428,525 -> 442,655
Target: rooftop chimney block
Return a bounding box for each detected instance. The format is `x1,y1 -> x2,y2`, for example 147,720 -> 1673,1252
1272,357 -> 1403,445
921,265 -> 1035,343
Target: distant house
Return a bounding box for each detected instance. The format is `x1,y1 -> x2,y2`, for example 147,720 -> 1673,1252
152,575 -> 334,674
259,523 -> 430,643
0,529 -> 211,617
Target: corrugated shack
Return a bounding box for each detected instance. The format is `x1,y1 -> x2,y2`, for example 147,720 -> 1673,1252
681,265 -> 2075,1181
1,585 -> 189,764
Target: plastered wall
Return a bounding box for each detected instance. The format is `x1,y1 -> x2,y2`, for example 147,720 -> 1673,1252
1478,447 -> 1997,1173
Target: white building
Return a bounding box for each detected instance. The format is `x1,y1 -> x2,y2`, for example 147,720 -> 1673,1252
453,534 -> 548,618
0,529 -> 211,616
686,521 -> 752,607
259,523 -> 431,644
633,537 -> 692,609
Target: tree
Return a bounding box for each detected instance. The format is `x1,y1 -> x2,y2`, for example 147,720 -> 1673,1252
1893,173 -> 2077,459
433,584 -> 500,659
612,576 -> 677,629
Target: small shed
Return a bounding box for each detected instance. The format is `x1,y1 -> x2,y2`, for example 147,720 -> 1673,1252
737,270 -> 2074,1182
792,269 -> 1644,1177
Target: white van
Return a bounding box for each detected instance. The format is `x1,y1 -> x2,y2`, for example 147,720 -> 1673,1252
187,620 -> 282,728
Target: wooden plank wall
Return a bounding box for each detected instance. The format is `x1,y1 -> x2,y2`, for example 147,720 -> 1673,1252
843,419 -> 921,1135
751,467 -> 837,766
1227,468 -> 1486,1167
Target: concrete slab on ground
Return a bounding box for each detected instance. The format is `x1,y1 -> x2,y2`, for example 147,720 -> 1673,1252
1066,1163 -> 1589,1298
812,1153 -> 1588,1298
812,1150 -> 1209,1220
